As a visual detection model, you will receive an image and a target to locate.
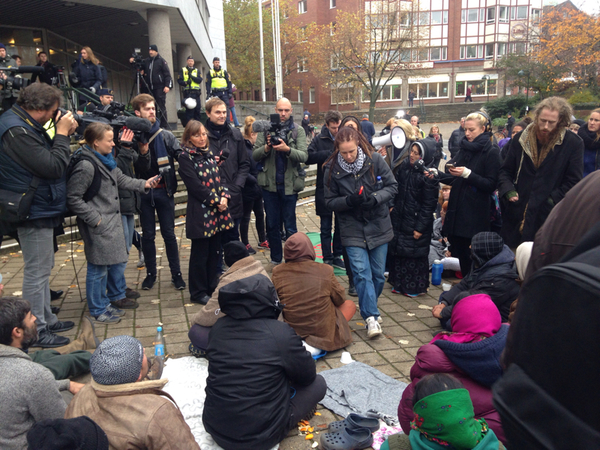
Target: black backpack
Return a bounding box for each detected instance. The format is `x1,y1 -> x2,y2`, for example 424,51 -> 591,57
493,223 -> 600,449
66,149 -> 102,203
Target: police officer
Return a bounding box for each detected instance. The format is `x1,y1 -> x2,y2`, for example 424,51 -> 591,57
133,45 -> 173,129
77,88 -> 114,114
177,56 -> 202,125
205,57 -> 232,116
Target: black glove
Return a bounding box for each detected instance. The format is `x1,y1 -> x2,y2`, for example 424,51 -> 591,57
346,192 -> 365,207
361,195 -> 378,210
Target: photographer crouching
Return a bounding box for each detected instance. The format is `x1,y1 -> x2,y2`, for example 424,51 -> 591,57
0,83 -> 78,347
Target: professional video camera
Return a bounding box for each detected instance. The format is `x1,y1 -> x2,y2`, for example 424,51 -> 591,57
251,114 -> 289,146
0,65 -> 43,91
130,48 -> 144,71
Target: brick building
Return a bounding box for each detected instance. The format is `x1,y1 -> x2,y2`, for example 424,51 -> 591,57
239,0 -> 543,114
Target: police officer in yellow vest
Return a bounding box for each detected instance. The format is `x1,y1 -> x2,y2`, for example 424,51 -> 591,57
205,57 -> 232,122
177,56 -> 202,125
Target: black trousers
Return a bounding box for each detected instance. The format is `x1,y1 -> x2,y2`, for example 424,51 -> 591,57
240,195 -> 266,245
287,375 -> 327,432
183,90 -> 202,124
448,235 -> 473,277
151,88 -> 168,128
189,234 -> 222,302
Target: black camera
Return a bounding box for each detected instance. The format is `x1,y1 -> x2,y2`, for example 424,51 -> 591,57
413,159 -> 432,175
130,49 -> 144,70
267,114 -> 288,147
0,75 -> 29,90
56,107 -> 83,125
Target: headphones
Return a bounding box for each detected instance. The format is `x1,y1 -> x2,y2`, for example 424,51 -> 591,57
468,110 -> 492,133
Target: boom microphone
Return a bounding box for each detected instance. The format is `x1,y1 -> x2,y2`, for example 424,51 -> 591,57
124,116 -> 153,132
252,120 -> 272,133
17,66 -> 44,74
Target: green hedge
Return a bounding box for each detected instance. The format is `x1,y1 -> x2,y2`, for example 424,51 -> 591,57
484,95 -> 534,120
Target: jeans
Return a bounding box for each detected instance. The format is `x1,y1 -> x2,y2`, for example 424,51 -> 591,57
18,226 -> 58,332
262,185 -> 298,263
230,105 -> 240,127
240,195 -> 266,245
86,262 -> 125,317
139,187 -> 181,277
319,213 -> 343,261
346,244 -> 388,320
121,214 -> 135,253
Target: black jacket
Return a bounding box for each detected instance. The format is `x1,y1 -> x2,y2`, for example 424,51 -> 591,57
203,274 -> 316,450
439,245 -> 519,322
498,128 -> 583,247
142,54 -> 173,91
72,58 -> 102,91
324,151 -> 398,249
133,129 -> 181,196
306,125 -> 335,216
438,134 -> 501,239
390,144 -> 439,259
206,122 -> 250,219
242,139 -> 262,201
115,145 -> 139,215
448,127 -> 465,158
427,133 -> 444,167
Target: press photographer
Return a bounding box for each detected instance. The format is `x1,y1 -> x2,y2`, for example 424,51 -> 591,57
0,83 -> 78,348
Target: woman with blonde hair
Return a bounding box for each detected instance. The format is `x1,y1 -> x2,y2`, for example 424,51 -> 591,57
428,124 -> 444,169
72,46 -> 102,105
578,108 -> 600,176
436,111 -> 501,277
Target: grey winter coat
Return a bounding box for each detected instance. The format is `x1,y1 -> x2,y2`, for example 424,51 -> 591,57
116,145 -> 140,215
324,151 -> 398,249
67,147 -> 147,265
0,344 -> 68,450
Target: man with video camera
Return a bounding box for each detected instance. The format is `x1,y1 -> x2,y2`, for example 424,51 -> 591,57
252,97 -> 307,265
131,93 -> 185,291
177,56 -> 202,125
131,45 -> 172,129
0,43 -> 18,115
0,83 -> 78,347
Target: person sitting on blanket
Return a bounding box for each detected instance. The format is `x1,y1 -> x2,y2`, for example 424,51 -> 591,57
203,274 -> 327,450
188,241 -> 270,356
398,292 -> 508,445
384,373 -> 505,450
432,232 -> 519,327
272,232 -> 356,355
65,335 -> 199,450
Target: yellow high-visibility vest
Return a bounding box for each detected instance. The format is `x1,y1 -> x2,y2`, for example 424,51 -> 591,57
182,67 -> 201,90
210,69 -> 228,90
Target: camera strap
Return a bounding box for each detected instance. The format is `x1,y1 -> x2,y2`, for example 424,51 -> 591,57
148,128 -> 163,144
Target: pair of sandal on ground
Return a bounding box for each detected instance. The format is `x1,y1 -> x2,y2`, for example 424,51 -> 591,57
321,413 -> 380,450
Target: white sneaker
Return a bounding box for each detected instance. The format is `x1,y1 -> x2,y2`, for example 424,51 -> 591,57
377,316 -> 383,324
366,316 -> 382,339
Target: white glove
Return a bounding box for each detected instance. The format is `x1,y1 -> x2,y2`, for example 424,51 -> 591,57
89,87 -> 96,94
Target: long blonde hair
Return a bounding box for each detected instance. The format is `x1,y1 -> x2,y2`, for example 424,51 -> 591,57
82,46 -> 99,66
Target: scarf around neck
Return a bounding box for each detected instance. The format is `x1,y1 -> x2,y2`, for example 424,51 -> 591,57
149,120 -> 170,174
460,132 -> 492,153
411,389 -> 489,450
578,123 -> 600,150
205,119 -> 229,140
519,122 -> 565,169
86,145 -> 117,171
337,146 -> 366,174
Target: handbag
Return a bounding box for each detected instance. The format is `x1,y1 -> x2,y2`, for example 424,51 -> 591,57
0,176 -> 41,223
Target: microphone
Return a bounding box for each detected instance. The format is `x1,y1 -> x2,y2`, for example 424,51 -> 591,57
17,66 -> 45,74
125,116 -> 153,132
252,120 -> 272,133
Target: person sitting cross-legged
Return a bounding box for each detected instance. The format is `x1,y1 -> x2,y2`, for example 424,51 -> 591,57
272,232 -> 356,355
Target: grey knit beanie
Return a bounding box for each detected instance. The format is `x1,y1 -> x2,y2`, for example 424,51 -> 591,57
90,335 -> 144,385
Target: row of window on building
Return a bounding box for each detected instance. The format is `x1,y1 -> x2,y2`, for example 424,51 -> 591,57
462,6 -> 541,23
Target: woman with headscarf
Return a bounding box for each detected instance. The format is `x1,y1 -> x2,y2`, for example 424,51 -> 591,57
398,293 -> 508,445
272,232 -> 355,354
578,108 -> 600,177
385,373 -> 504,449
388,141 -> 439,297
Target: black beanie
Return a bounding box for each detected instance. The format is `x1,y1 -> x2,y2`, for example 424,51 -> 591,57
27,416 -> 109,450
224,241 -> 249,267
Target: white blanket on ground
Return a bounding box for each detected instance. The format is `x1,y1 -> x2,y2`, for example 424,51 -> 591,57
162,356 -> 278,450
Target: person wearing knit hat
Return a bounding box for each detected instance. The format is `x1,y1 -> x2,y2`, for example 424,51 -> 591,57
65,335 -> 200,449
27,416 -> 109,450
432,231 -> 520,326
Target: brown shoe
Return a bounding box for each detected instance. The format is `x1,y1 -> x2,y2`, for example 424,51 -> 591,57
80,316 -> 101,350
126,287 -> 141,299
110,298 -> 139,309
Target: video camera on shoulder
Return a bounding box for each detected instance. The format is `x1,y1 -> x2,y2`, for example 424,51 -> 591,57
0,65 -> 44,91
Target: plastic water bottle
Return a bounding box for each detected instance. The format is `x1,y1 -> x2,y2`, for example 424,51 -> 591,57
432,260 -> 443,286
154,326 -> 165,359
375,176 -> 383,191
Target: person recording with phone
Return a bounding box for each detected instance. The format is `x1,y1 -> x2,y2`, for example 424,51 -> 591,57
0,83 -> 78,348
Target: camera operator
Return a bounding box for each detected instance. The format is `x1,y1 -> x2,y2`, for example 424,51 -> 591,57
0,43 -> 17,115
31,51 -> 57,86
0,83 -> 78,347
130,45 -> 172,129
131,93 -> 185,291
205,97 -> 249,243
177,56 -> 202,125
205,57 -> 231,119
252,97 -> 307,265
77,88 -> 114,114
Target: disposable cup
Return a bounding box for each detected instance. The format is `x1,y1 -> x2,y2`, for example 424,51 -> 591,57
340,351 -> 353,364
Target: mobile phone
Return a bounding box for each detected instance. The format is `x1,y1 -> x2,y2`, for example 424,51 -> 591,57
446,163 -> 455,169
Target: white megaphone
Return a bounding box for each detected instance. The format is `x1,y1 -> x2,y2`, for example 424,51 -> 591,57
372,126 -> 407,150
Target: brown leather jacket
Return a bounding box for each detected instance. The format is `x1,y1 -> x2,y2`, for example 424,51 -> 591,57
65,379 -> 199,450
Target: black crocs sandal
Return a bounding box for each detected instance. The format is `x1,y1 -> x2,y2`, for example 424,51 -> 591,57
320,426 -> 373,450
328,413 -> 380,433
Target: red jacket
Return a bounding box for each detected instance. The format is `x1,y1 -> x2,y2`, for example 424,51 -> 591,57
398,343 -> 506,444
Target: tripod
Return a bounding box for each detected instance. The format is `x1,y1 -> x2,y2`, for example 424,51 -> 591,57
127,67 -> 170,130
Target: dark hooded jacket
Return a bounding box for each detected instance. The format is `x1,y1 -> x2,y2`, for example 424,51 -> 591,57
203,274 -> 317,450
306,125 -> 335,215
439,245 -> 519,322
389,140 -> 439,259
72,57 -> 102,91
577,123 -> 600,177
